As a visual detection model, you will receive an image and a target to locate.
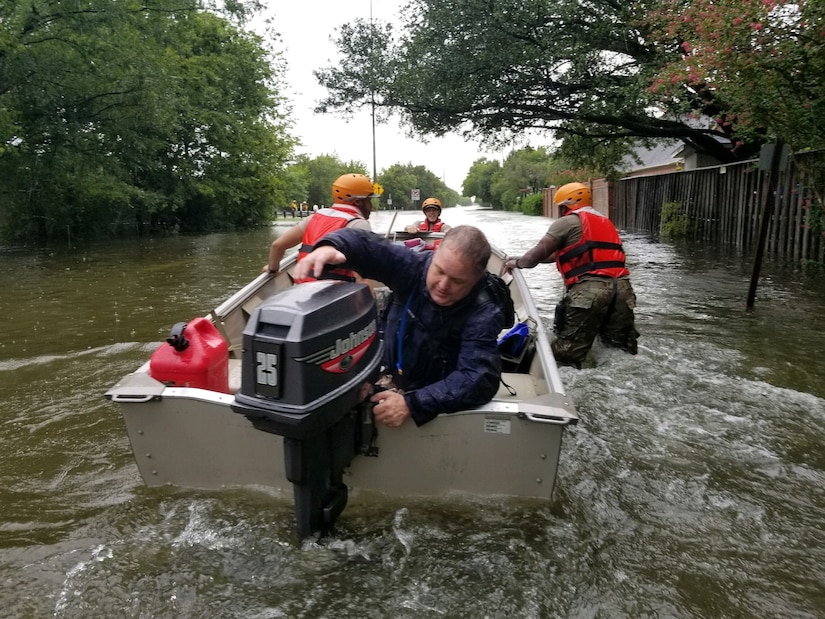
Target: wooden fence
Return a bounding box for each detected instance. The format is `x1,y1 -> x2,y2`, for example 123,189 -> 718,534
609,149 -> 825,265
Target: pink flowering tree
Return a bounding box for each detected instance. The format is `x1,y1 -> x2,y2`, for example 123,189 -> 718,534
647,0 -> 825,152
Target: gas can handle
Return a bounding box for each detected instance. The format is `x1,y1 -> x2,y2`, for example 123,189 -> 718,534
166,322 -> 190,352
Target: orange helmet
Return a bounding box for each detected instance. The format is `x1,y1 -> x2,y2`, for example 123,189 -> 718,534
332,174 -> 380,205
422,197 -> 442,213
553,183 -> 591,210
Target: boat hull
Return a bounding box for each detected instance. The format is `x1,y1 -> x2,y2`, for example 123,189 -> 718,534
106,228 -> 578,528
110,370 -> 573,499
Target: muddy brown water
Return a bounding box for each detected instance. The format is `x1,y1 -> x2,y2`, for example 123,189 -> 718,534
2,208 -> 824,618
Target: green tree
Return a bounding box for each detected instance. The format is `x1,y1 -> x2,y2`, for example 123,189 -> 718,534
463,158 -> 501,206
279,165 -> 310,213
289,154 -> 369,208
543,149 -> 599,187
502,147 -> 554,196
482,147 -> 555,211
0,0 -> 294,243
463,147 -> 594,210
378,164 -> 421,211
521,193 -> 544,216
378,163 -> 459,211
315,0 -> 814,174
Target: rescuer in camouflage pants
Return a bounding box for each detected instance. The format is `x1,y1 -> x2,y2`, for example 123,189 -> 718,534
505,182 -> 640,368
551,275 -> 638,368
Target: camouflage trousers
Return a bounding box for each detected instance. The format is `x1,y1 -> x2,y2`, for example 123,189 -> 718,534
552,276 -> 639,368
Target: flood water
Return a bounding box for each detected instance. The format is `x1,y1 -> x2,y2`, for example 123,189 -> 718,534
2,208 -> 825,618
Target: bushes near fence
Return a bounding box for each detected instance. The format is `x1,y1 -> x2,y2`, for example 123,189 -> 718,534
521,193 -> 544,216
659,202 -> 693,240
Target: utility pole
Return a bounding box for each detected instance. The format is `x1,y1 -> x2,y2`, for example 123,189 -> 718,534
747,140 -> 788,308
370,0 -> 377,182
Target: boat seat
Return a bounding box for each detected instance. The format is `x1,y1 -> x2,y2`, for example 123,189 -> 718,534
495,372 -> 539,399
498,318 -> 537,372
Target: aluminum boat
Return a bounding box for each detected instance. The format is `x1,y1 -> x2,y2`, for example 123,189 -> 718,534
106,230 -> 578,538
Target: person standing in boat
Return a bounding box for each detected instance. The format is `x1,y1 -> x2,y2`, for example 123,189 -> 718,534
263,173 -> 379,281
293,225 -> 504,428
505,182 -> 639,368
404,198 -> 452,233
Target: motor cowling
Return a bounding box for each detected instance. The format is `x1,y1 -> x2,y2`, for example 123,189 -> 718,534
232,280 -> 382,436
231,281 -> 383,539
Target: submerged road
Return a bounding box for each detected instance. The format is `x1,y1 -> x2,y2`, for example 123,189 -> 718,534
1,207 -> 824,618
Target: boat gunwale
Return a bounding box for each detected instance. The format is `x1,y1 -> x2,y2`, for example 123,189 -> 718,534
108,230 -> 578,425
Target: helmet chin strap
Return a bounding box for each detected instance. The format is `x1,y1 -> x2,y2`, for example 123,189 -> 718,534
357,198 -> 371,218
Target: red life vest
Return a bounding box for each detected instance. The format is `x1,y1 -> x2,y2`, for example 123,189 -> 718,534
556,207 -> 629,286
295,204 -> 366,283
418,219 -> 445,232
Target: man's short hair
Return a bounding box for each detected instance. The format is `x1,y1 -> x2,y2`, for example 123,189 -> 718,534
441,225 -> 491,275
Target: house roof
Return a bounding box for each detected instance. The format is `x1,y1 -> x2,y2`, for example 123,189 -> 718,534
619,115 -> 733,174
619,141 -> 684,174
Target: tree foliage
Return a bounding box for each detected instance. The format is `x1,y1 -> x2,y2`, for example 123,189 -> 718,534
377,163 -> 459,211
462,158 -> 500,206
520,193 -> 544,216
464,146 -> 592,211
316,0 -> 824,175
647,0 -> 825,153
0,0 -> 294,243
281,155 -> 456,216
289,154 -> 369,207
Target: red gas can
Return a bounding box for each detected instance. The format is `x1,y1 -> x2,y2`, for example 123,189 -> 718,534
149,317 -> 229,393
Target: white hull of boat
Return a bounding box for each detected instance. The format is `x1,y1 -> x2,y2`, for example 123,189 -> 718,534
107,232 -> 578,504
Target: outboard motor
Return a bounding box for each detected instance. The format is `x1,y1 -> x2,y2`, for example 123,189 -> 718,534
231,281 -> 383,539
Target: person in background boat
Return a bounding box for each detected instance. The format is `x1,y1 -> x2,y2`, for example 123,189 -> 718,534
404,198 -> 452,233
293,225 -> 504,428
263,173 -> 379,280
505,182 -> 639,368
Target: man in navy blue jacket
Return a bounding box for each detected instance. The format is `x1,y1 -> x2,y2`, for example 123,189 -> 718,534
292,225 -> 504,427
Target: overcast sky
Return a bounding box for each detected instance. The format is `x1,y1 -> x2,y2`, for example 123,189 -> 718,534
255,1 -> 503,193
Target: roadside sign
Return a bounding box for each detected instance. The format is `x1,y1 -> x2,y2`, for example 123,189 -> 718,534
411,189 -> 420,201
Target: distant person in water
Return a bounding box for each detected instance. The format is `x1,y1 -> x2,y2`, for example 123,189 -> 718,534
404,198 -> 452,233
263,173 -> 379,283
506,182 -> 639,368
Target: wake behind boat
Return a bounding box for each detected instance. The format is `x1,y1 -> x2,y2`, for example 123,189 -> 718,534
105,230 -> 578,538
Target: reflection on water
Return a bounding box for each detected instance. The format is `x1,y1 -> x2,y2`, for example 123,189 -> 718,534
2,208 -> 825,618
